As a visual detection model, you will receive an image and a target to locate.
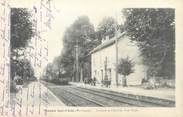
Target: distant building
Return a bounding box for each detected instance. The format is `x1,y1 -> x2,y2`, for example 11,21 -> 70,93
90,33 -> 147,86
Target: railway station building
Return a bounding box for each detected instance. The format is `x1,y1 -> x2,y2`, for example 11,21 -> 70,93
90,32 -> 147,86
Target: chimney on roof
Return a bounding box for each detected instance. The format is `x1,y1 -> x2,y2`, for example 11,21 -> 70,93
106,36 -> 109,41
101,36 -> 105,43
102,35 -> 109,43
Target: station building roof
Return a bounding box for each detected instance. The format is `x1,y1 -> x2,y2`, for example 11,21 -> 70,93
89,32 -> 125,55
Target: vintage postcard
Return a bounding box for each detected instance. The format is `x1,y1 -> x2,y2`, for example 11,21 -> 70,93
0,0 -> 183,116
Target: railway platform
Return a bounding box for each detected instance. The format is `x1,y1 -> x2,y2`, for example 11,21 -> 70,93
69,82 -> 175,102
10,81 -> 66,110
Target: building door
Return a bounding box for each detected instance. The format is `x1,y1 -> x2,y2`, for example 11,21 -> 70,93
108,69 -> 112,81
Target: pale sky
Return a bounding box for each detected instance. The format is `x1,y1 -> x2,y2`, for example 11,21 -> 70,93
46,0 -> 125,62
8,0 -> 177,77
9,0 -> 125,77
9,0 -> 176,64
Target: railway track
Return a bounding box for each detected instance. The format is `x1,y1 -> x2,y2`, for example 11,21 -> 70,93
41,81 -> 175,107
48,86 -> 105,107
63,87 -> 130,107
73,87 -> 175,107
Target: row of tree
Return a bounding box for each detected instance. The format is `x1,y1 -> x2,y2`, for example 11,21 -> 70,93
10,8 -> 35,92
44,16 -> 119,81
44,8 -> 175,83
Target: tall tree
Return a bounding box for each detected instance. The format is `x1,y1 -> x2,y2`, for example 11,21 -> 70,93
11,58 -> 34,80
122,8 -> 175,79
10,8 -> 34,80
118,57 -> 134,87
11,8 -> 34,50
97,17 -> 118,40
60,16 -> 97,80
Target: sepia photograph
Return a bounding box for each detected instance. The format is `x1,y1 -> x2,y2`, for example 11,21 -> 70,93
0,0 -> 183,116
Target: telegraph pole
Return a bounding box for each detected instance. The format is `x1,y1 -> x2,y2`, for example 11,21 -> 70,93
75,39 -> 79,82
104,57 -> 108,81
114,13 -> 119,87
115,30 -> 124,87
115,36 -> 119,87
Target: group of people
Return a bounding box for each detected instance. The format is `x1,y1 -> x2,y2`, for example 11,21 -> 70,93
84,77 -> 97,86
84,76 -> 112,87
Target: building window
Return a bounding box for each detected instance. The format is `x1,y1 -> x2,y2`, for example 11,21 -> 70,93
93,56 -> 95,66
94,70 -> 97,77
101,69 -> 103,81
